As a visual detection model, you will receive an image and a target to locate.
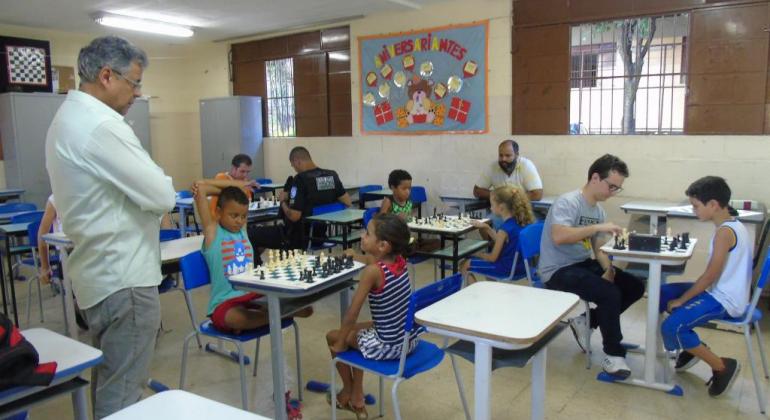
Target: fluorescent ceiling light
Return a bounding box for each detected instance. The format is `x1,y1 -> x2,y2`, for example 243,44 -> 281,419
94,13 -> 194,38
387,0 -> 422,9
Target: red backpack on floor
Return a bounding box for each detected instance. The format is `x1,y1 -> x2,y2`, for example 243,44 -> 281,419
0,314 -> 57,391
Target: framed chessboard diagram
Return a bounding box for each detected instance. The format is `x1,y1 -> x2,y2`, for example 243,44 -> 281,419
0,36 -> 52,93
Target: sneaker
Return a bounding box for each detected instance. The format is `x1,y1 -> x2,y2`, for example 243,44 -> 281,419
602,355 -> 632,379
568,315 -> 591,353
706,358 -> 741,397
675,342 -> 708,372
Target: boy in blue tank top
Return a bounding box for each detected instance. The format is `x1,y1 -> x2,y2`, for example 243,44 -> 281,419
659,176 -> 750,397
193,179 -> 313,335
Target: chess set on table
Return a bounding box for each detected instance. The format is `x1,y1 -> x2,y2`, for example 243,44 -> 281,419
249,196 -> 280,211
229,249 -> 364,291
408,210 -> 488,232
612,228 -> 692,254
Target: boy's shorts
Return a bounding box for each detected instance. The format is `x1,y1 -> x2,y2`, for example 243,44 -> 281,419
210,292 -> 263,334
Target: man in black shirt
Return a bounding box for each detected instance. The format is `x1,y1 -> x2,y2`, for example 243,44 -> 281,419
248,146 -> 351,253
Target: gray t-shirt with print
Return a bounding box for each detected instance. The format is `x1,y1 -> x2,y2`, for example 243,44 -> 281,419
539,189 -> 606,282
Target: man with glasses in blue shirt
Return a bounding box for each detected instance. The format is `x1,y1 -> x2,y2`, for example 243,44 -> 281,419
538,154 -> 644,380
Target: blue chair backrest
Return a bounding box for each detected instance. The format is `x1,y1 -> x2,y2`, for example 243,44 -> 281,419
10,211 -> 44,225
26,219 -> 42,248
405,273 -> 463,331
755,251 -> 770,291
0,203 -> 36,214
176,190 -> 193,199
179,251 -> 211,291
160,229 -> 182,242
312,202 -> 345,216
519,221 -> 545,260
256,178 -> 272,185
363,207 -> 380,228
358,184 -> 382,195
410,186 -> 427,204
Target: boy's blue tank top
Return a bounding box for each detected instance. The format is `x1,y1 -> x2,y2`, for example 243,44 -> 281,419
202,225 -> 254,315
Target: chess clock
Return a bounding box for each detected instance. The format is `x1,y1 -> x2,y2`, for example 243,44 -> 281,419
0,36 -> 53,93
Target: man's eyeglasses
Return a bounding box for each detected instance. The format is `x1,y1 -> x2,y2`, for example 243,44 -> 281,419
112,69 -> 142,91
602,179 -> 623,194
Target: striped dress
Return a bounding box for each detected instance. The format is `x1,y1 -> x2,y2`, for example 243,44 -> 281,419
356,257 -> 421,360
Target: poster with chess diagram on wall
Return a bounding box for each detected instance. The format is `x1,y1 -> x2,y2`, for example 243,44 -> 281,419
358,20 -> 488,135
0,36 -> 52,93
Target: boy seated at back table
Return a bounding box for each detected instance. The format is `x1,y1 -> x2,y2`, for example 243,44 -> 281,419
538,154 -> 645,379
659,176 -> 749,397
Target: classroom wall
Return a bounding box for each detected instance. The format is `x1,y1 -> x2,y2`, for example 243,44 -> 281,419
0,23 -> 229,190
260,0 -> 770,209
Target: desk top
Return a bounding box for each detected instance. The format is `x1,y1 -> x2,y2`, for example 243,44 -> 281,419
416,282 -> 579,347
104,390 -> 269,420
0,189 -> 24,197
600,237 -> 698,263
667,204 -> 764,224
42,232 -> 203,263
621,201 -> 681,214
161,236 -> 203,262
306,208 -> 365,224
0,222 -> 31,235
0,328 -> 103,403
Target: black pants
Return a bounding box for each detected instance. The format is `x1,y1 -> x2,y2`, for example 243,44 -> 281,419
545,259 -> 644,357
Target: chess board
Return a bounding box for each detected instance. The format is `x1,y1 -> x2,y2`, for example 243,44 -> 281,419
1,36 -> 52,93
249,199 -> 280,211
6,45 -> 47,85
408,215 -> 490,234
602,236 -> 697,260
229,255 -> 364,291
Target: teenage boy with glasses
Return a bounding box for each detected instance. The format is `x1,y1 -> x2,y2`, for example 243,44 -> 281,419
538,154 -> 645,379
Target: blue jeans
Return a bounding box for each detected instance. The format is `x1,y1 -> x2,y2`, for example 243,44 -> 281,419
659,283 -> 727,351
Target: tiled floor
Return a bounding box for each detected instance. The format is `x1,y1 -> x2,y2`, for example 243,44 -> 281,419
16,255 -> 769,420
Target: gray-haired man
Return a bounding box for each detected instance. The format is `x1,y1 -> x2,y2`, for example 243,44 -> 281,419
46,36 -> 175,418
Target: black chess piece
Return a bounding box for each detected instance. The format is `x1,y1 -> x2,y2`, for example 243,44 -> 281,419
299,271 -> 304,281
433,207 -> 437,217
259,271 -> 265,280
682,232 -> 690,246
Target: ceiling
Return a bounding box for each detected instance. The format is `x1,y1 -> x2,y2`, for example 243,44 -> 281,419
0,0 -> 446,43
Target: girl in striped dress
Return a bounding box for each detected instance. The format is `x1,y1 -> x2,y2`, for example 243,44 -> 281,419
326,213 -> 418,419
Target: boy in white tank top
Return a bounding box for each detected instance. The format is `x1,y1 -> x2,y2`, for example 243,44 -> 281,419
659,176 -> 750,397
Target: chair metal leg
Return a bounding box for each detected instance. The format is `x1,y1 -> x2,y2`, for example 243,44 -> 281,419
391,378 -> 404,420
293,321 -> 303,400
753,321 -> 770,378
179,331 -> 196,388
584,300 -> 592,369
253,338 -> 261,377
378,376 -> 384,418
25,278 -> 33,326
182,290 -> 203,348
35,276 -> 44,323
744,328 -> 767,414
236,342 -> 248,410
449,354 -> 471,420
330,358 -> 338,420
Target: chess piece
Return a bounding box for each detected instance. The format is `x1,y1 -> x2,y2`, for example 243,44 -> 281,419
682,232 -> 690,246
259,270 -> 265,280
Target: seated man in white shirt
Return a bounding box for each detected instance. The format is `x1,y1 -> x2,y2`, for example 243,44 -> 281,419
473,139 -> 544,202
46,36 -> 176,418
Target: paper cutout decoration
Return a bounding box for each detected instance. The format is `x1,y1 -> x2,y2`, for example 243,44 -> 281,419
448,97 -> 471,124
463,60 -> 478,78
419,61 -> 433,77
380,63 -> 393,80
402,55 -> 415,72
363,92 -> 376,107
366,72 -> 377,87
433,82 -> 447,100
447,75 -> 463,93
378,83 -> 391,99
393,71 -> 406,88
374,101 -> 394,125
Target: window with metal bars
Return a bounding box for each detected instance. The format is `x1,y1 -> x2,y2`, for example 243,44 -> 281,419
569,13 -> 689,135
265,58 -> 296,137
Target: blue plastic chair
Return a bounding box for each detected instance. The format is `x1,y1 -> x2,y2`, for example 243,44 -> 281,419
358,184 -> 383,208
20,219 -> 45,325
307,202 -> 346,252
0,203 -> 36,214
254,178 -> 273,195
178,251 -> 302,410
410,186 -> 427,219
712,251 -> 770,414
330,273 -> 463,420
173,191 -> 200,235
467,221 -> 543,286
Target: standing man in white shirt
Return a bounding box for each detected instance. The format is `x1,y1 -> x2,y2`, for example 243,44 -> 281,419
473,139 -> 544,201
45,36 -> 176,418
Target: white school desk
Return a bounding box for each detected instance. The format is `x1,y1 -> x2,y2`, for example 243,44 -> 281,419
104,390 -> 269,420
622,201 -> 764,235
41,233 -> 203,337
0,328 -> 102,420
600,237 -> 697,395
416,282 -> 579,420
0,188 -> 25,203
229,261 -> 365,420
